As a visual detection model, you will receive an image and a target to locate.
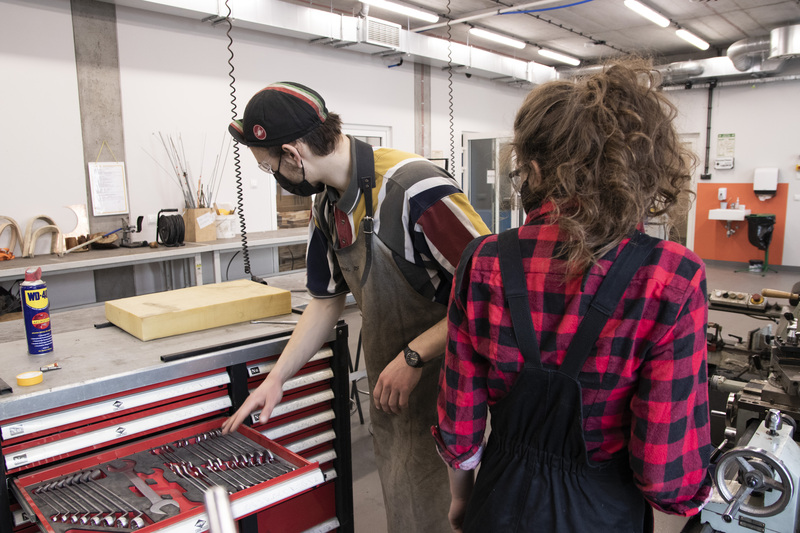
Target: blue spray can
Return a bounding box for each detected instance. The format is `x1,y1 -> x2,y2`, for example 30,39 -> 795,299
21,267 -> 54,355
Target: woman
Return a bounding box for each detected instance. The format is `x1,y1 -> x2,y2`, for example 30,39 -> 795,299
433,60 -> 712,532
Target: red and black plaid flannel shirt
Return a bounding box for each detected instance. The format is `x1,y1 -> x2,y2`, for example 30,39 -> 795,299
433,203 -> 713,516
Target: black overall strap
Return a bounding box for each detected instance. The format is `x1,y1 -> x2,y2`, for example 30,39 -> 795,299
498,229 -> 544,369
559,231 -> 658,379
454,234 -> 490,297
353,139 -> 376,287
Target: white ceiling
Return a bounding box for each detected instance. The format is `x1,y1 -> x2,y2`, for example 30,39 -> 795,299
288,0 -> 800,68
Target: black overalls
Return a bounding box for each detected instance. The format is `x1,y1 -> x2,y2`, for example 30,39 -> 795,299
461,229 -> 658,533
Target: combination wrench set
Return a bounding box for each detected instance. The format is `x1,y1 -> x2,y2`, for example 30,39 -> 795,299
21,429 -> 298,531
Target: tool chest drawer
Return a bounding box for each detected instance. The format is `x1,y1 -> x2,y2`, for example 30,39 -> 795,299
239,343 -> 351,530
11,418 -> 323,533
244,348 -> 339,470
2,370 -> 232,474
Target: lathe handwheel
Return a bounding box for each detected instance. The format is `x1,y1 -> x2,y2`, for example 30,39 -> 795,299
714,446 -> 793,519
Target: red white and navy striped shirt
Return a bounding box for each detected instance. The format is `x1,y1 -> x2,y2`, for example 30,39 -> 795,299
306,140 -> 490,300
433,203 -> 712,516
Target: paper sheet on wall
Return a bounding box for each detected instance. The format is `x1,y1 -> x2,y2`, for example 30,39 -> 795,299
88,162 -> 130,216
716,133 -> 735,158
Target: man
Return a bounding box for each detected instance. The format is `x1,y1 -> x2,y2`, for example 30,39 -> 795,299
221,81 -> 490,532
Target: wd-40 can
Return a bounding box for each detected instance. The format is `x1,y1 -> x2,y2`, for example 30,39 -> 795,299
21,267 -> 54,354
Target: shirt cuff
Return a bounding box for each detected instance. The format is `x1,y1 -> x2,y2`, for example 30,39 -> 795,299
431,425 -> 484,470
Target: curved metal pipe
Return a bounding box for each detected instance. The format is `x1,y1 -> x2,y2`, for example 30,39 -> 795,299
727,36 -> 770,71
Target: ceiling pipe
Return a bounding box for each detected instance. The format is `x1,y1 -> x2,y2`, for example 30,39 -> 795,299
412,0 -> 564,32
770,24 -> 800,59
558,61 -> 704,83
656,60 -> 705,83
727,36 -> 770,71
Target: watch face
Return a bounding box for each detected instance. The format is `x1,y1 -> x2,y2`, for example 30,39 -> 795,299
405,347 -> 423,368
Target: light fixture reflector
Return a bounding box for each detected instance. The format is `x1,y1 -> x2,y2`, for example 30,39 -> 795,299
538,48 -> 581,66
623,0 -> 669,28
468,27 -> 526,50
676,29 -> 710,50
360,0 -> 439,23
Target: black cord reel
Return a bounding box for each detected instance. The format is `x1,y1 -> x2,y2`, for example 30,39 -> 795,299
157,209 -> 185,247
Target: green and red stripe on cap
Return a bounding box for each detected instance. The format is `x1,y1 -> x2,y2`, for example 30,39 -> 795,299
262,82 -> 327,122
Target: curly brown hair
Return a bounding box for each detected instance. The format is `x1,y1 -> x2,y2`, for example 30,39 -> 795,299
511,58 -> 695,275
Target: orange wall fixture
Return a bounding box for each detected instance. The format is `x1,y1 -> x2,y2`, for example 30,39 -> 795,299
694,183 -> 787,265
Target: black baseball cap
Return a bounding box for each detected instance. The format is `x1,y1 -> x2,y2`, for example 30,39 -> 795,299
228,82 -> 328,148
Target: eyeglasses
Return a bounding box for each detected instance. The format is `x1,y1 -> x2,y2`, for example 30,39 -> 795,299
508,166 -> 525,194
258,153 -> 282,175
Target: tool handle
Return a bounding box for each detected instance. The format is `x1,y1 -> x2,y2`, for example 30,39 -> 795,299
61,228 -> 123,255
762,289 -> 799,300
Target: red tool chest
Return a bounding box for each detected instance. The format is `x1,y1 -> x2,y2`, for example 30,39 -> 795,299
0,308 -> 354,533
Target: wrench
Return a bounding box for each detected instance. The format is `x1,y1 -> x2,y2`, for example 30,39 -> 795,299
106,459 -> 179,515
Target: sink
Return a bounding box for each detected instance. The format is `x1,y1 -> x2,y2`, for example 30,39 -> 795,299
709,208 -> 751,221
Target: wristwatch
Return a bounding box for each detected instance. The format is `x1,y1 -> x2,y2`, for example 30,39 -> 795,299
403,345 -> 424,368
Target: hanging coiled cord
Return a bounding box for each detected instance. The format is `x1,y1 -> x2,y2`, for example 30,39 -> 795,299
446,0 -> 455,175
224,0 -> 266,284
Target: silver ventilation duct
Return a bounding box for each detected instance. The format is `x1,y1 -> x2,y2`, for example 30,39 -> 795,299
559,61 -> 704,84
656,61 -> 705,83
98,1 -> 799,88
770,24 -> 800,59
727,36 -> 771,72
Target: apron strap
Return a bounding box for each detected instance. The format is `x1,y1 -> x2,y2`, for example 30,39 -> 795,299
498,229 -> 544,369
559,231 -> 659,380
353,139 -> 376,287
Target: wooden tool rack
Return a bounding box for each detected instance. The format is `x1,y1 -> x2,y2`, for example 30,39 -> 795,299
0,305 -> 354,533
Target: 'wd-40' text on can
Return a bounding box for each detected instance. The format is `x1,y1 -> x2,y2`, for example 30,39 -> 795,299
21,267 -> 54,354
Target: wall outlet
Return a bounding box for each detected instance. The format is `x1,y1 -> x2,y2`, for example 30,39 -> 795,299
147,214 -> 157,225
717,187 -> 727,201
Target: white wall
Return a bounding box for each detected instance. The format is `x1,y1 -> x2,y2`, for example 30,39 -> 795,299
2,0 -> 798,273
0,0 -> 527,252
114,5 -> 528,242
666,73 -> 800,266
0,0 -> 87,256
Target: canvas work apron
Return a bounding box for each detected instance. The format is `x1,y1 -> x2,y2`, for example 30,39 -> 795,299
462,229 -> 657,533
336,233 -> 451,532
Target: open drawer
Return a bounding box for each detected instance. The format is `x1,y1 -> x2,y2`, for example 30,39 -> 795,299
11,418 -> 325,532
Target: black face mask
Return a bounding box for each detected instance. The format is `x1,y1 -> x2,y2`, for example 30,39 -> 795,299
269,155 -> 323,197
274,169 -> 323,197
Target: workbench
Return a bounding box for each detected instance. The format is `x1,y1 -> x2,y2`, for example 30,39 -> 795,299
0,228 -> 307,291
0,286 -> 354,533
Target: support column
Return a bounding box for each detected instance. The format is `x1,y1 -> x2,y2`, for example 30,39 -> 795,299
71,0 -> 135,301
414,62 -> 431,159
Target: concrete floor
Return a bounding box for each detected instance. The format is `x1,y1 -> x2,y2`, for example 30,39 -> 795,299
341,259 -> 800,533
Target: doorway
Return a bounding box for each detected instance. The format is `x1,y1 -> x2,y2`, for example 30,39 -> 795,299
463,133 -> 521,233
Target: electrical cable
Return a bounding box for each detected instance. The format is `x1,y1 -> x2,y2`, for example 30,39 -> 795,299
445,0 -> 455,176
156,210 -> 185,247
224,0 -> 267,285
503,0 -> 595,15
225,250 -> 240,281
511,0 -> 625,54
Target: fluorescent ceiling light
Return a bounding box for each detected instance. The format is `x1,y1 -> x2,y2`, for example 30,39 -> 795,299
538,49 -> 580,66
360,0 -> 439,23
468,28 -> 526,50
623,0 -> 669,28
676,28 -> 710,50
